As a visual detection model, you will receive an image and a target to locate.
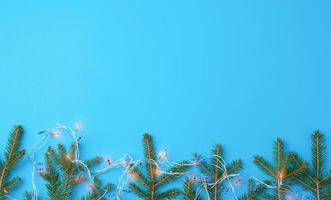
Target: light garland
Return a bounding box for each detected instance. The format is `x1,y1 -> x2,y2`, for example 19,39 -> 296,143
0,123 -> 316,200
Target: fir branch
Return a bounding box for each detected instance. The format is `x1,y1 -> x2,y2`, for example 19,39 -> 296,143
130,182 -> 149,199
81,177 -> 114,200
23,191 -> 33,200
182,178 -> 202,200
198,159 -> 213,177
157,188 -> 181,199
226,160 -> 242,176
131,167 -> 150,187
41,143 -> 113,200
84,156 -> 103,168
0,125 -> 25,196
254,138 -> 307,200
130,133 -> 189,200
143,134 -> 157,191
291,131 -> 331,200
41,147 -> 62,199
155,161 -> 189,189
198,144 -> 242,200
253,156 -> 276,177
238,178 -> 269,200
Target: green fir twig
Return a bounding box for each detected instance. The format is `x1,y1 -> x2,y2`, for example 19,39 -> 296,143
0,126 -> 25,198
253,138 -> 307,200
182,178 -> 202,200
129,133 -> 190,200
40,143 -> 112,200
291,131 -> 331,200
198,144 -> 242,200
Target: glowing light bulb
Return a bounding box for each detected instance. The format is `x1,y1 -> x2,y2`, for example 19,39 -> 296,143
158,150 -> 168,160
192,154 -> 201,165
192,161 -> 199,166
129,172 -> 137,179
52,131 -> 61,137
278,171 -> 284,180
74,123 -> 82,131
154,167 -> 161,175
65,154 -> 72,161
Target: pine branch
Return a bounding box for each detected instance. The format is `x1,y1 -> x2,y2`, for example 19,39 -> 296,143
291,131 -> 331,200
155,161 -> 189,189
40,147 -> 62,199
198,144 -> 242,200
81,177 -> 114,200
253,156 -> 276,177
130,133 -> 189,200
238,178 -> 270,200
226,160 -> 243,175
198,159 -> 213,177
182,178 -> 202,200
253,138 -> 307,200
0,125 -> 25,196
84,156 -> 103,168
23,191 -> 33,200
131,167 -> 149,187
41,143 -> 113,200
157,188 -> 181,199
312,131 -> 326,181
130,182 -> 149,199
143,133 -> 157,195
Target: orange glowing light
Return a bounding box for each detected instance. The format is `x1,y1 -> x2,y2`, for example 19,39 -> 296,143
158,150 -> 167,159
278,171 -> 284,180
154,167 -> 161,175
65,154 -> 72,161
129,172 -> 137,179
74,123 -> 82,131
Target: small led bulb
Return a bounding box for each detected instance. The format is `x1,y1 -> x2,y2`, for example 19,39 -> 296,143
65,154 -> 72,161
154,167 -> 161,175
74,123 -> 82,131
52,131 -> 61,137
129,172 -> 137,179
158,150 -> 168,160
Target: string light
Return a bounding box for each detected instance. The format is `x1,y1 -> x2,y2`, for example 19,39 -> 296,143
154,167 -> 161,175
74,123 -> 82,131
129,172 -> 137,179
22,123 -> 311,200
51,131 -> 61,137
158,150 -> 168,160
65,154 -> 72,161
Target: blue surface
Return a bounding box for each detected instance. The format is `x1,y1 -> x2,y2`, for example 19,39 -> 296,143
0,0 -> 331,199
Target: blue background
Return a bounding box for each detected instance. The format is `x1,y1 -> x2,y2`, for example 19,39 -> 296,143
0,0 -> 331,199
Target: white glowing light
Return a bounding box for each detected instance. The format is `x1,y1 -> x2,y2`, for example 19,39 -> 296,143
52,131 -> 61,137
158,150 -> 168,160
